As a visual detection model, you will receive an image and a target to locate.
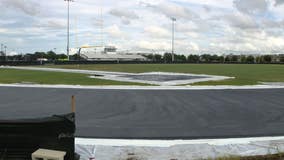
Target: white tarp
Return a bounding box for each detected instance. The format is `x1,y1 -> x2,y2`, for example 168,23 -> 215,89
75,137 -> 284,160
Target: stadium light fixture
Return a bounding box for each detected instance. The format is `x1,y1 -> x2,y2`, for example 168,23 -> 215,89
171,17 -> 176,63
64,0 -> 74,61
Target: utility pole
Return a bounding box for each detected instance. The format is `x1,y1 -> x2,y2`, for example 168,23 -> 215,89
171,17 -> 176,63
64,0 -> 74,61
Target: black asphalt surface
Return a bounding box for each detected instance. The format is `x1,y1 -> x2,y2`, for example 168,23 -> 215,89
0,86 -> 284,139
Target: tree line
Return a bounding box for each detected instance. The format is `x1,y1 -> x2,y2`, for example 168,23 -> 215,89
0,51 -> 86,61
145,53 -> 284,63
1,50 -> 284,64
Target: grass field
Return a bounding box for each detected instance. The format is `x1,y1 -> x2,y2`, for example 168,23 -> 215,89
0,69 -> 143,85
44,64 -> 284,85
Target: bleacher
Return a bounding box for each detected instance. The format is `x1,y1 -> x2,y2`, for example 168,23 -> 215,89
81,52 -> 147,61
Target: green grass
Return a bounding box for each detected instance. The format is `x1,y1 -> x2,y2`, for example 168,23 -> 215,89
0,69 -> 144,85
44,64 -> 284,85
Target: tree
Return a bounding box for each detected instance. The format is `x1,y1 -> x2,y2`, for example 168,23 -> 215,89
0,51 -> 4,61
240,55 -> 246,63
225,55 -> 231,62
46,51 -> 57,60
246,55 -> 255,63
231,55 -> 239,62
200,54 -> 211,62
70,54 -> 81,60
143,54 -> 162,62
175,54 -> 186,62
280,55 -> 284,63
262,55 -> 272,63
57,54 -> 68,60
209,54 -> 224,63
255,56 -> 262,63
218,55 -> 225,63
144,54 -> 154,61
11,54 -> 24,61
188,54 -> 199,63
163,52 -> 172,63
33,52 -> 47,60
154,54 -> 162,61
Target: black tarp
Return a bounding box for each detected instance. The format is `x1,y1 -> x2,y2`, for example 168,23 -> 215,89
0,113 -> 75,160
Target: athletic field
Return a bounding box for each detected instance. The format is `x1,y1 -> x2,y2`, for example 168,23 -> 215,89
0,64 -> 283,85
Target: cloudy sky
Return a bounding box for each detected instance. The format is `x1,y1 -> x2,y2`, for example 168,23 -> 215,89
1,0 -> 284,55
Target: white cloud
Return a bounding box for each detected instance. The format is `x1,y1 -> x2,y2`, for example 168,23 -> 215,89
188,42 -> 200,51
109,8 -> 139,25
144,26 -> 171,38
35,18 -> 66,29
0,0 -> 40,16
209,28 -> 284,53
175,0 -> 234,9
185,32 -> 200,38
175,40 -> 200,53
233,0 -> 268,15
261,19 -> 284,28
0,28 -> 8,33
274,0 -> 284,6
106,25 -> 126,38
142,1 -> 199,20
136,40 -> 171,50
1,0 -> 284,54
225,13 -> 258,29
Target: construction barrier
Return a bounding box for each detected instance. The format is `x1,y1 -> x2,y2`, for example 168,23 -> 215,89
0,113 -> 75,160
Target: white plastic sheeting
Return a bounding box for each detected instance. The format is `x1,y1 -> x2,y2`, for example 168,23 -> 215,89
75,137 -> 284,160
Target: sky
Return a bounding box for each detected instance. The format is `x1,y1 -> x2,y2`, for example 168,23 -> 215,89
0,0 -> 284,55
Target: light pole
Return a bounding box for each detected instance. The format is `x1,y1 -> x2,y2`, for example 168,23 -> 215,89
171,17 -> 176,63
4,45 -> 7,61
1,44 -> 3,55
64,0 -> 74,61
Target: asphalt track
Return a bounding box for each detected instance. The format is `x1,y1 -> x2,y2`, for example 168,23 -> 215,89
0,86 -> 284,139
